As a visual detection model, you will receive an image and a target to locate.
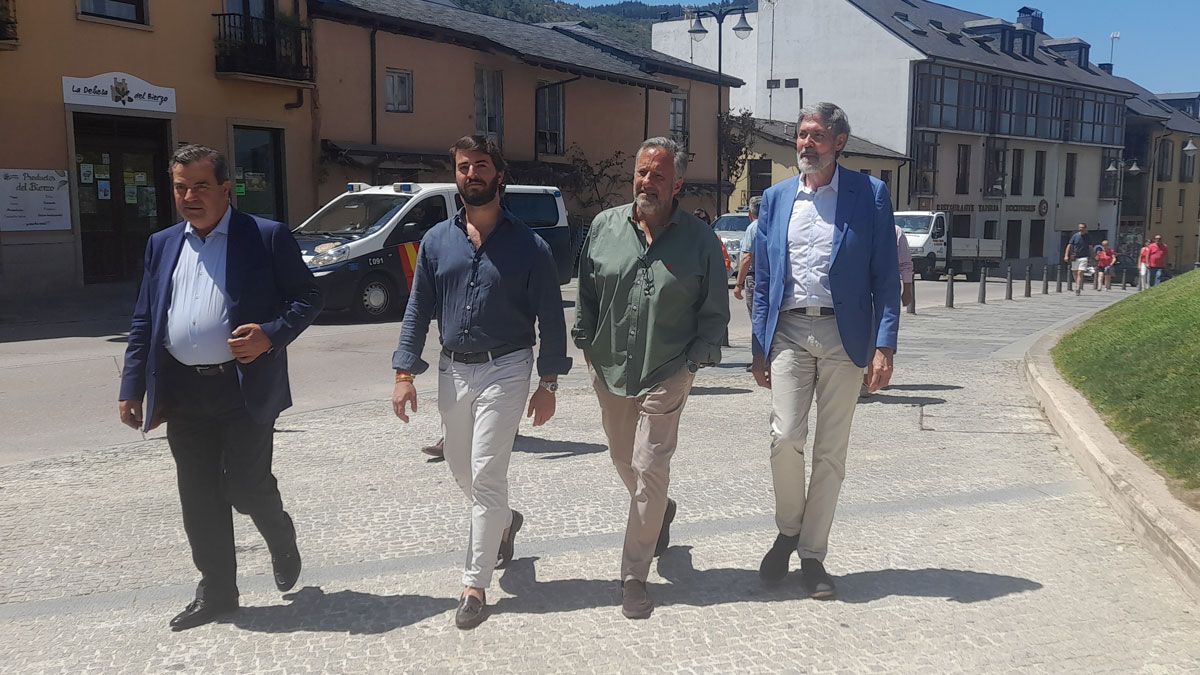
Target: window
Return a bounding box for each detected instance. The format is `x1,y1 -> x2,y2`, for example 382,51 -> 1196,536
984,220 -> 998,239
669,95 -> 689,148
385,195 -> 448,246
80,0 -> 146,23
1029,220 -> 1045,257
1070,90 -> 1124,145
880,169 -> 893,190
914,63 -> 991,134
893,12 -> 927,34
232,126 -> 286,223
501,193 -> 560,228
955,144 -> 971,195
474,67 -> 503,143
912,131 -> 938,195
766,79 -> 780,89
536,82 -> 565,156
1155,187 -> 1164,208
1179,188 -> 1186,208
1005,220 -> 1022,259
784,78 -> 799,88
1100,148 -> 1120,198
1157,139 -> 1174,182
385,70 -> 413,113
984,137 -> 1007,198
860,169 -> 872,176
1033,150 -> 1046,196
1064,152 -> 1077,197
748,158 -> 772,197
951,214 -> 971,238
1010,148 -> 1024,196
1181,148 -> 1196,182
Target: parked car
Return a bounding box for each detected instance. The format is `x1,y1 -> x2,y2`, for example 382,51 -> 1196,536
711,211 -> 752,277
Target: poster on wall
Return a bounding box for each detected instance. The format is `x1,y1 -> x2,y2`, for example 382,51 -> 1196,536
124,185 -> 138,205
97,180 -> 111,200
80,164 -> 94,184
0,170 -> 72,232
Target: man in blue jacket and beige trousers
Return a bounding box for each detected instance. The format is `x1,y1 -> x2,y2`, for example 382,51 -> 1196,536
750,103 -> 900,600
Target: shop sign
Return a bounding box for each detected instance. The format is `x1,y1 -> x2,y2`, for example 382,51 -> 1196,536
63,72 -> 176,113
0,170 -> 72,231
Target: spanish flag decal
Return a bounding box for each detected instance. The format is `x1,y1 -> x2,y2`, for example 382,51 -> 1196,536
398,242 -> 420,288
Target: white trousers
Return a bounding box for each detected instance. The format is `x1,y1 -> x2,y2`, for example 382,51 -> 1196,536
768,313 -> 864,561
437,348 -> 533,588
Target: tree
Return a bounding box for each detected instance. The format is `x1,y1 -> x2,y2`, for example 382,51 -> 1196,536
719,108 -> 759,210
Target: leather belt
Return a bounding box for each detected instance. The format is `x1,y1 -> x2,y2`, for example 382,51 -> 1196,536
788,306 -> 835,316
441,344 -> 523,365
171,357 -> 237,377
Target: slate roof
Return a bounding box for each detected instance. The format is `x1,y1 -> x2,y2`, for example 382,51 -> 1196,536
754,118 -> 908,159
311,0 -> 674,91
845,0 -> 1138,96
1113,79 -> 1200,135
541,21 -> 743,88
1157,92 -> 1200,101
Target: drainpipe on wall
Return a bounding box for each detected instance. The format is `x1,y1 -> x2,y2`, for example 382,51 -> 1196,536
532,76 -> 581,163
894,158 -> 908,211
369,26 -> 378,146
644,86 -> 650,141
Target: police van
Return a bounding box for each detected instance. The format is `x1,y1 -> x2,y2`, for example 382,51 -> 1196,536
294,182 -> 573,320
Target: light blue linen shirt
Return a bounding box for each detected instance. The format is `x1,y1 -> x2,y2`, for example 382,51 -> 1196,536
165,207 -> 236,366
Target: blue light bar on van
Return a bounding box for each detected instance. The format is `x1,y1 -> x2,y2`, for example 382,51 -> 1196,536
393,183 -> 421,194
346,182 -> 370,193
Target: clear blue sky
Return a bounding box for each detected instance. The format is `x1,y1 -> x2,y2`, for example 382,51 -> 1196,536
569,0 -> 1198,94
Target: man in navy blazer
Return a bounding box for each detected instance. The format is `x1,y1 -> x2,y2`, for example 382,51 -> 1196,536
750,103 -> 900,599
118,145 -> 322,630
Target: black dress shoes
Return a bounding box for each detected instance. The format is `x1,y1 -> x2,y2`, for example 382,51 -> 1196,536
496,509 -> 524,569
759,533 -> 800,583
169,597 -> 238,631
801,558 -> 837,600
455,592 -> 487,629
272,547 -> 302,592
654,498 -> 677,557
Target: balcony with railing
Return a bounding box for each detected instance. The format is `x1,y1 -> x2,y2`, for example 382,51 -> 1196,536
213,13 -> 313,84
1,0 -> 17,45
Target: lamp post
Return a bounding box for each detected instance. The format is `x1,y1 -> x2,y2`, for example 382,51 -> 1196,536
1106,155 -> 1143,258
1186,138 -> 1200,266
688,2 -> 752,215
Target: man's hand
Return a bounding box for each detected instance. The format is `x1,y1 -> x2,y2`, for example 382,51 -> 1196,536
119,400 -> 164,431
863,347 -> 894,393
526,383 -> 556,426
228,324 -> 272,364
392,380 -> 417,422
733,284 -> 745,300
751,354 -> 771,389
901,283 -> 914,309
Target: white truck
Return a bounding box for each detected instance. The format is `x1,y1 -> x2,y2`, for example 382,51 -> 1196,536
896,211 -> 1003,282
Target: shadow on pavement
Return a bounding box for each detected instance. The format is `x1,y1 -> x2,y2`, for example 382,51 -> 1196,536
836,568 -> 1043,604
861,393 -> 947,406
884,384 -> 963,392
514,434 -> 607,459
224,586 -> 455,634
689,386 -> 753,396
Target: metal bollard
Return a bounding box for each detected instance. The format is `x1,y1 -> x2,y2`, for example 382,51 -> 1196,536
945,268 -> 955,308
1067,269 -> 1073,291
1122,269 -> 1128,290
1024,264 -> 1033,297
1056,264 -> 1063,293
1005,265 -> 1014,300
1042,263 -> 1050,294
1093,268 -> 1100,290
978,267 -> 988,304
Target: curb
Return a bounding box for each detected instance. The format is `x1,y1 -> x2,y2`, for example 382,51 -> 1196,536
1022,316 -> 1200,602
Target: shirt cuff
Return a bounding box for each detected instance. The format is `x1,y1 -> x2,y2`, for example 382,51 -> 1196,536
536,355 -> 573,378
391,350 -> 430,375
685,339 -> 722,367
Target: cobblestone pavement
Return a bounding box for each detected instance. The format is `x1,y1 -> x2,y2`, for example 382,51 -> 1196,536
2,287 -> 1199,672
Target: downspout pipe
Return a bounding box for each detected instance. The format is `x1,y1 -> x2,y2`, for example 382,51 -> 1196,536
532,76 -> 581,163
370,25 -> 378,145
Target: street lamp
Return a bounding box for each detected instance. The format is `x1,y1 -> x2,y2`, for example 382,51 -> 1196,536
688,2 -> 752,215
1106,156 -> 1143,257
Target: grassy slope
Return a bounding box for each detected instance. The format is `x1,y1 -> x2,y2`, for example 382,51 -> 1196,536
1052,270 -> 1200,490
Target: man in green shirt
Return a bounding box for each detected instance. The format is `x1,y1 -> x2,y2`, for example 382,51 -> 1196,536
573,137 -> 730,620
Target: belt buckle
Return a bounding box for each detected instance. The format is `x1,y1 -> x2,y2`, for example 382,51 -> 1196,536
803,306 -> 820,317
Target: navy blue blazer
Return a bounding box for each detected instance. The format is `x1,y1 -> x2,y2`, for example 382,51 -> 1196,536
751,167 -> 900,367
119,209 -> 323,430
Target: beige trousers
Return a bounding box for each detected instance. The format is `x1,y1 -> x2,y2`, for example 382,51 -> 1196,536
768,313 -> 864,561
590,364 -> 695,582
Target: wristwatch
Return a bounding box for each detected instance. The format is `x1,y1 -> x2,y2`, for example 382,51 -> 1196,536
539,380 -> 559,393
686,359 -> 700,374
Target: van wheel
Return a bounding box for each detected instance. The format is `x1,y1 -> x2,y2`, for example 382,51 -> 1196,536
352,275 -> 397,321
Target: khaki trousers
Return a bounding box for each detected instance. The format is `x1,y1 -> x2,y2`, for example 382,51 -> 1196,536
768,313 -> 864,561
590,364 -> 695,582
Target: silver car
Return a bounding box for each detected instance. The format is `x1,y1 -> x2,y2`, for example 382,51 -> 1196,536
711,212 -> 752,278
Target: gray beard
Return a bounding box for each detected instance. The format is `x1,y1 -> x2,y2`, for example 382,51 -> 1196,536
635,193 -> 665,217
797,151 -> 835,175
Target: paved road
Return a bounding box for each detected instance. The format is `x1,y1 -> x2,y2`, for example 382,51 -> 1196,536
3,284 -> 1199,672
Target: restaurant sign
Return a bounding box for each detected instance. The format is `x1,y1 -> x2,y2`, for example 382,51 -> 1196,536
63,72 -> 176,113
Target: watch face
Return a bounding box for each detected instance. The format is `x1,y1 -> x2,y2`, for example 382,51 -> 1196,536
542,381 -> 558,392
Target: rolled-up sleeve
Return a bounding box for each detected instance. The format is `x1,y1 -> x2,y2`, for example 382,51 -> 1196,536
392,244 -> 436,374
686,234 -> 731,366
531,239 -> 572,377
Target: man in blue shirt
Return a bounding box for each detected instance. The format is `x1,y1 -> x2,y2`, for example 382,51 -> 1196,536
1062,222 -> 1090,296
391,135 -> 571,629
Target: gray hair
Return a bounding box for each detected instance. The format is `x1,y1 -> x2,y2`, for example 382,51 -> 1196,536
748,196 -> 762,218
637,137 -> 688,178
797,102 -> 852,140
169,144 -> 230,183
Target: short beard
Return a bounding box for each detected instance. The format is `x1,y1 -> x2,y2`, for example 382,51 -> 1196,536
459,175 -> 501,207
634,192 -> 665,218
797,151 -> 835,175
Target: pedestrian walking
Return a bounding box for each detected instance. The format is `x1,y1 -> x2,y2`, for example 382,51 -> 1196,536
897,224 -> 914,308
1063,223 -> 1090,296
391,135 -> 570,629
1138,239 -> 1151,289
1146,234 -> 1169,286
574,137 -> 730,619
733,196 -> 762,318
118,144 -> 323,630
749,103 -> 900,599
1094,240 -> 1116,291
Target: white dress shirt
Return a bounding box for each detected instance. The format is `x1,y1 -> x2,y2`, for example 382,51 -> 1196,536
782,169 -> 838,310
166,207 -> 236,366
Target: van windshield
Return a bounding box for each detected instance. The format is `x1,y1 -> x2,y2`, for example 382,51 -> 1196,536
296,194 -> 411,238
895,214 -> 934,234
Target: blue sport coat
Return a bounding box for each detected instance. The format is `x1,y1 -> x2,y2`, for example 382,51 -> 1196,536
119,209 -> 323,430
751,166 -> 900,367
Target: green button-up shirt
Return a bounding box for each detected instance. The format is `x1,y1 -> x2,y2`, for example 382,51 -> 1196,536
573,202 -> 730,397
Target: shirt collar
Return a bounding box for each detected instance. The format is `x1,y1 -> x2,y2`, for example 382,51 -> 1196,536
453,206 -> 515,232
186,206 -> 232,239
796,166 -> 840,198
